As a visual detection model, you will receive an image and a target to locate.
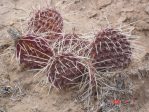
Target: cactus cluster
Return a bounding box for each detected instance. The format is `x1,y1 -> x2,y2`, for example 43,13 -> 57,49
10,7 -> 134,111
13,8 -> 132,88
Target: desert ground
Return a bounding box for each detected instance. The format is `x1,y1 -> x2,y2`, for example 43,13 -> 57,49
0,0 -> 149,112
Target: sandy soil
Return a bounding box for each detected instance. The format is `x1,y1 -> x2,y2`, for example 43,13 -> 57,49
0,0 -> 149,112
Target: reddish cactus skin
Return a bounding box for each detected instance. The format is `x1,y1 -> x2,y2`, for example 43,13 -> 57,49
16,35 -> 53,69
29,8 -> 63,34
47,53 -> 86,89
90,28 -> 132,72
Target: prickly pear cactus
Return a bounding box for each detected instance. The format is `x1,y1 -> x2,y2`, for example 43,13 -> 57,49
90,28 -> 132,72
47,53 -> 86,89
28,8 -> 63,34
16,34 -> 53,69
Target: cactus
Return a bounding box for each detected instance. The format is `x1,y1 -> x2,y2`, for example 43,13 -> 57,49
16,34 -> 53,69
47,53 -> 86,89
28,8 -> 63,38
90,28 -> 132,72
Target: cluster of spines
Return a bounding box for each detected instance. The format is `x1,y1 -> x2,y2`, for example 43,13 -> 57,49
54,34 -> 90,56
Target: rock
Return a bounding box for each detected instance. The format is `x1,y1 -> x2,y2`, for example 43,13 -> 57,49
0,24 -> 5,30
0,106 -> 6,112
143,17 -> 149,23
0,86 -> 13,97
135,21 -> 149,31
121,7 -> 134,12
0,44 -> 10,50
88,11 -> 97,18
31,108 -> 41,112
118,15 -> 127,23
0,4 -> 4,6
0,44 -> 10,53
143,53 -> 149,61
74,0 -> 80,4
145,5 -> 149,14
97,0 -> 112,9
62,0 -> 66,4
